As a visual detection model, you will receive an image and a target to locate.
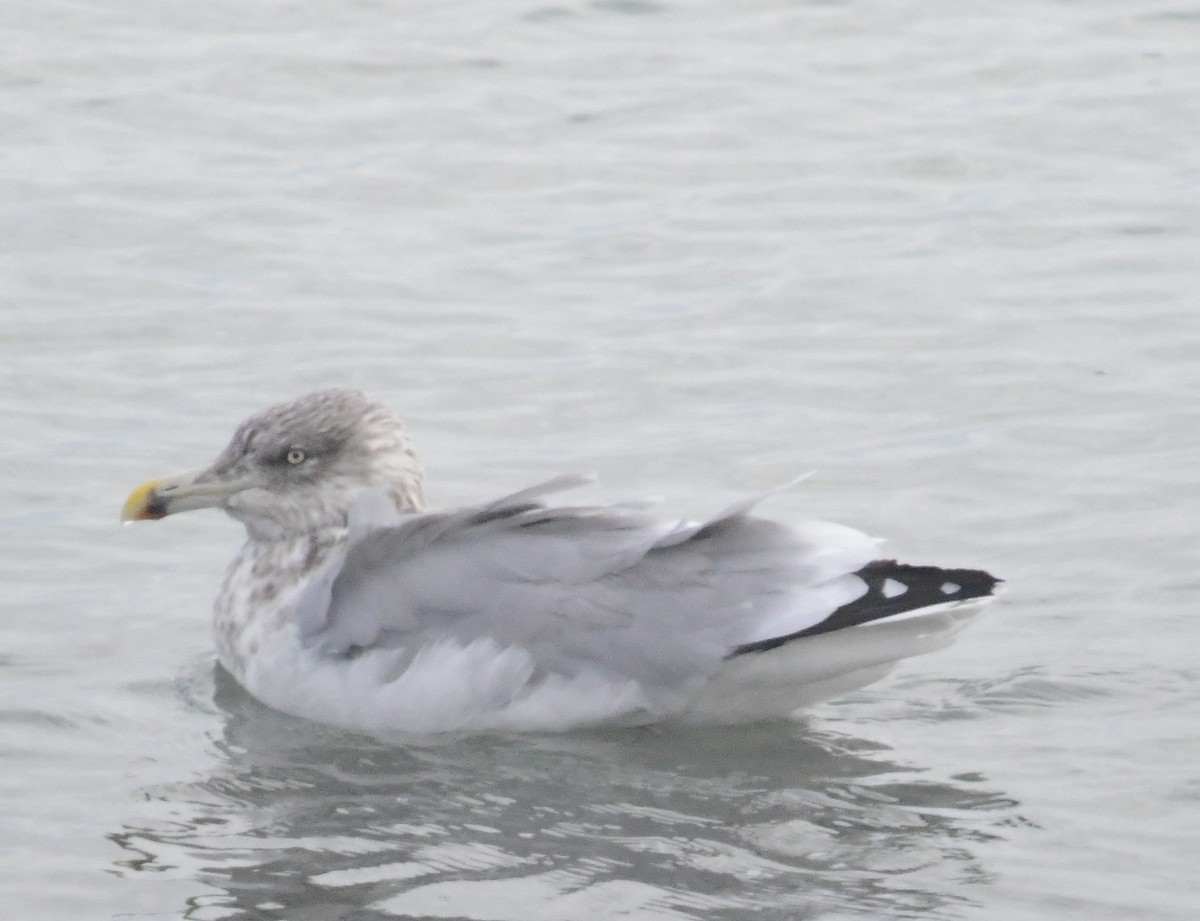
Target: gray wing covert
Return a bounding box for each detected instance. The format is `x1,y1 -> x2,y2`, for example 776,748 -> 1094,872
294,478 -> 877,689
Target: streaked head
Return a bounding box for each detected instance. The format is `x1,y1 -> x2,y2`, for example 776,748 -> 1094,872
122,389 -> 425,540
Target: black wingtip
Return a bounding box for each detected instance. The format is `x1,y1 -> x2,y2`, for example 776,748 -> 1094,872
854,559 -> 1002,605
730,559 -> 1000,657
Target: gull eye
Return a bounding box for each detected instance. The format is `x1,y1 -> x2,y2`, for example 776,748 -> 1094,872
286,448 -> 307,466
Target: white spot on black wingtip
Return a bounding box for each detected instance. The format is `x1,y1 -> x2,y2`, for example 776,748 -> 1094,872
882,578 -> 907,598
940,581 -> 961,595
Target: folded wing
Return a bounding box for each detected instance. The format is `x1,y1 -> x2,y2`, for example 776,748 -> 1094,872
294,478 -> 881,693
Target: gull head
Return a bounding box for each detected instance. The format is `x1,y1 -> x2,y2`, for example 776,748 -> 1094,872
122,389 -> 425,540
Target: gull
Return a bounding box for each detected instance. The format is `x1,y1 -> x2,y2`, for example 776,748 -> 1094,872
122,389 -> 998,734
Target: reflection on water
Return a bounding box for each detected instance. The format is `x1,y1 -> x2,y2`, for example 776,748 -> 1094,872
109,667 -> 1020,920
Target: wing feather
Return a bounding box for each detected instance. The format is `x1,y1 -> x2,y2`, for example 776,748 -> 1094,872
295,478 -> 879,691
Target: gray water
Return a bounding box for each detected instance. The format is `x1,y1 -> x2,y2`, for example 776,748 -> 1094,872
2,1 -> 1198,918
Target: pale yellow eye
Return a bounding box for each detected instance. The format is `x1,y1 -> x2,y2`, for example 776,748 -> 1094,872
286,449 -> 307,465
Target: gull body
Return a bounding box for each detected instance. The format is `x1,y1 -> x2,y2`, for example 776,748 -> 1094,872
123,389 -> 998,735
